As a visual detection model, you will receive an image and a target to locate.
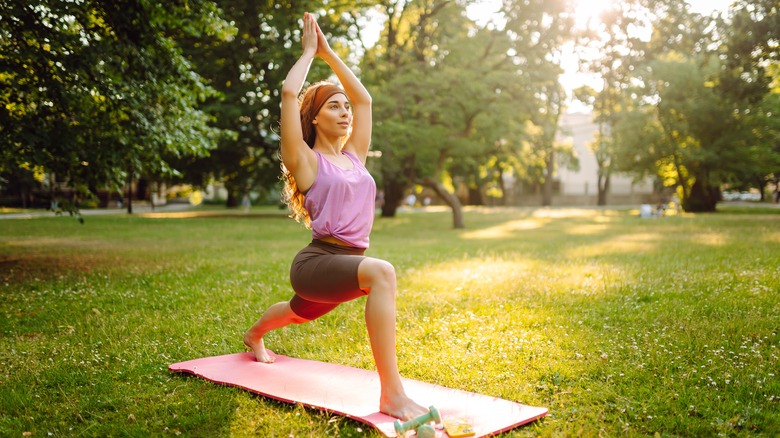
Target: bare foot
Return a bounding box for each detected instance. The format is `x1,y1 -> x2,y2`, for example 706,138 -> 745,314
243,332 -> 275,363
380,393 -> 428,421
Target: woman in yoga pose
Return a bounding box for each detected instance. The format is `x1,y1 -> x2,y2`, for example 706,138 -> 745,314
243,12 -> 427,421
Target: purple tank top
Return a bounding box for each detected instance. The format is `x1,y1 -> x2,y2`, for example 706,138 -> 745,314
304,150 -> 377,248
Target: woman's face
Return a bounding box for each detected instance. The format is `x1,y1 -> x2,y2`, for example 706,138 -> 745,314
313,93 -> 351,138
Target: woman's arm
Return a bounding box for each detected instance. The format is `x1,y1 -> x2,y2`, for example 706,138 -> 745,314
280,13 -> 319,190
313,19 -> 372,163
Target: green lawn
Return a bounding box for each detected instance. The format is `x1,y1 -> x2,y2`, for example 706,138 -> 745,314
1,206 -> 778,437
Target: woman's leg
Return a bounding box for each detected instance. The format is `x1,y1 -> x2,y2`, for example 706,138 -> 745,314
357,257 -> 427,421
243,301 -> 309,363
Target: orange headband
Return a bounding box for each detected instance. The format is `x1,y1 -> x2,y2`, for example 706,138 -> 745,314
311,84 -> 346,118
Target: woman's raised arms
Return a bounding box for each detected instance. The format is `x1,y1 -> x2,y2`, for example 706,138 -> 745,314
312,18 -> 372,164
279,13 -> 319,192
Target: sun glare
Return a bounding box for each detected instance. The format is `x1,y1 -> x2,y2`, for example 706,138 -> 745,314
572,0 -> 618,28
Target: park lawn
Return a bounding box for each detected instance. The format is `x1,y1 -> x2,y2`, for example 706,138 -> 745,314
0,206 -> 778,437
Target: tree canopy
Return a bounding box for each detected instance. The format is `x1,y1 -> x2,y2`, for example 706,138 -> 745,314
172,0 -> 368,206
1,0 -> 777,218
0,0 -> 235,211
576,0 -> 779,211
362,0 -> 576,227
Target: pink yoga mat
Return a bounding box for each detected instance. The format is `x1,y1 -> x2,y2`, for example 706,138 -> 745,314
169,352 -> 547,437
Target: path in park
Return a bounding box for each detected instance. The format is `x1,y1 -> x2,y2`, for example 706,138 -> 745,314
0,202 -> 193,220
1,200 -> 777,220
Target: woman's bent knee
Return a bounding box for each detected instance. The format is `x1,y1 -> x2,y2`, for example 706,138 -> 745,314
358,258 -> 396,292
285,301 -> 313,324
290,314 -> 309,324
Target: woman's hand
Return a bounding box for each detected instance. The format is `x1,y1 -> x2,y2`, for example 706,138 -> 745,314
301,12 -> 318,56
311,15 -> 334,58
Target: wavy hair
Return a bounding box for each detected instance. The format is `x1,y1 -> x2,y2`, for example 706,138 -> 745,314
280,81 -> 347,228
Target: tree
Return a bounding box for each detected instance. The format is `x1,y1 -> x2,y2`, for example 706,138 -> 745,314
174,1 -> 372,206
363,0 -> 573,227
362,0 -> 465,223
501,0 -> 575,207
605,0 -> 779,211
574,0 -> 652,205
613,53 -> 769,212
0,0 -> 235,213
717,0 -> 780,198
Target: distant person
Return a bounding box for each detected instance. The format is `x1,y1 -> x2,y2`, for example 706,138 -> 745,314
241,193 -> 251,212
655,202 -> 666,217
242,12 -> 427,421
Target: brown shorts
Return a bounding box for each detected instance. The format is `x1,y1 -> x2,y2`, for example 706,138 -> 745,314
289,240 -> 367,320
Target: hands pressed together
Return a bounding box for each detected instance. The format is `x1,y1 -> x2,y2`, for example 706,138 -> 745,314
302,12 -> 333,59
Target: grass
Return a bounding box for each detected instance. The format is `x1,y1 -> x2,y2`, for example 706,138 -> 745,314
1,205 -> 778,437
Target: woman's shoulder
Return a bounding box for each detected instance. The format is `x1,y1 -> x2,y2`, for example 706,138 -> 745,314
341,147 -> 367,166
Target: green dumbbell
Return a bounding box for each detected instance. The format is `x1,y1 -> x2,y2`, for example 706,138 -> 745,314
394,406 -> 441,436
415,423 -> 435,438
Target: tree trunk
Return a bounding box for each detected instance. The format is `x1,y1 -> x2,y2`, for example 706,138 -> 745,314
756,176 -> 767,202
380,179 -> 405,218
49,173 -> 56,210
542,149 -> 555,207
467,186 -> 483,206
423,178 -> 464,229
126,171 -> 133,214
226,191 -> 238,208
682,179 -> 719,212
467,169 -> 484,205
497,168 -> 508,206
20,187 -> 28,209
597,172 -> 610,206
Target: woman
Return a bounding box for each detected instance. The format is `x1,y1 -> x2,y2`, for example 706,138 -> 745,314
243,12 -> 427,421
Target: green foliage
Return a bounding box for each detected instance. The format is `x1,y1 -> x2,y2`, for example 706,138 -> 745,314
364,0 -> 574,216
613,54 -> 758,211
0,0 -> 235,200
582,0 -> 780,212
2,0 -> 777,217
574,0 -> 657,204
1,207 -> 778,436
174,1 -> 375,205
720,0 -> 779,105
718,0 -> 780,193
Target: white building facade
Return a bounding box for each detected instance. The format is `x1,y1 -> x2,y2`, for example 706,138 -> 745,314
554,111 -> 655,205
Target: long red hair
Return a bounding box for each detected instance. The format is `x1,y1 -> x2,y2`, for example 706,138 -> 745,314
280,81 -> 347,227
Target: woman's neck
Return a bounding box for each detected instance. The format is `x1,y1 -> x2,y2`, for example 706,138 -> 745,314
313,138 -> 343,156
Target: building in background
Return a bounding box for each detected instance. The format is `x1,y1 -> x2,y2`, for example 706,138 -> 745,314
555,112 -> 655,206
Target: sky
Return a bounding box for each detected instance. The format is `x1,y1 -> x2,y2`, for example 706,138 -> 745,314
466,0 -> 735,72
560,0 -> 735,110
469,0 -> 734,22
361,0 -> 735,43
358,0 -> 736,112
464,0 -> 735,27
